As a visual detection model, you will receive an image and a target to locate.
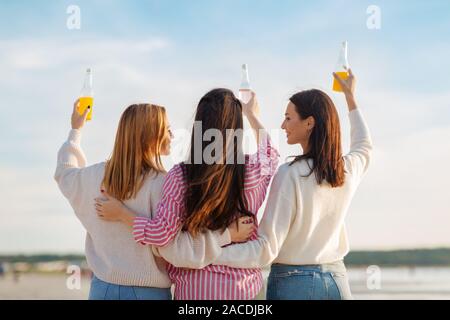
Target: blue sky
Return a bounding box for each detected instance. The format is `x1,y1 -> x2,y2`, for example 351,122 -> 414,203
0,0 -> 449,253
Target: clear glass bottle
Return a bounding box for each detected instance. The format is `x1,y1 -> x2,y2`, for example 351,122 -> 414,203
238,64 -> 252,104
78,68 -> 94,121
332,41 -> 350,92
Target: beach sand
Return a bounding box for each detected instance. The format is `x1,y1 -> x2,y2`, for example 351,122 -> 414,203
0,273 -> 90,300
2,267 -> 450,300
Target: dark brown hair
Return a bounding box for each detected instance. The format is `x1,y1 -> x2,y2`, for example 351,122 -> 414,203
289,89 -> 345,188
182,88 -> 253,236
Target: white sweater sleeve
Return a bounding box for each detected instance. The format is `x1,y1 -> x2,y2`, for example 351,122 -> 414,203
344,109 -> 373,181
153,229 -> 231,269
54,129 -> 91,206
212,166 -> 298,268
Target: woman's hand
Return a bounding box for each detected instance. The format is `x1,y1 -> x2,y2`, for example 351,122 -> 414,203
95,190 -> 136,227
227,216 -> 256,243
71,99 -> 90,130
241,91 -> 260,118
241,91 -> 267,144
333,69 -> 357,111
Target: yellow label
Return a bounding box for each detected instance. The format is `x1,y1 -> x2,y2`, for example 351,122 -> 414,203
332,71 -> 349,92
78,96 -> 94,121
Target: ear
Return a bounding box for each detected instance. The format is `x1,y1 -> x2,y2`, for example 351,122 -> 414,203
307,116 -> 315,130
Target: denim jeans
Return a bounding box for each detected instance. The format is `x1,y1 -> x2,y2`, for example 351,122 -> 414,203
88,275 -> 172,300
266,261 -> 353,300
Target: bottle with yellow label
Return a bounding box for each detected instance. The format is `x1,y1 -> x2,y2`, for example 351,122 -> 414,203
78,68 -> 94,121
332,41 -> 350,92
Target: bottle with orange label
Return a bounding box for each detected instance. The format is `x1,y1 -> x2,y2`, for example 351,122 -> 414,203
78,68 -> 94,121
238,64 -> 252,104
332,41 -> 350,92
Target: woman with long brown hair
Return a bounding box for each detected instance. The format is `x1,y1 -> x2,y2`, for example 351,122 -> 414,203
211,70 -> 373,300
55,101 -> 251,300
95,88 -> 280,299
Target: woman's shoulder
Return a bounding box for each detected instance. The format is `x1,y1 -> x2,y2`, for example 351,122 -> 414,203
278,158 -> 314,176
264,162 -> 300,195
167,163 -> 186,178
142,169 -> 167,186
275,161 -> 299,179
161,163 -> 187,189
84,161 -> 107,181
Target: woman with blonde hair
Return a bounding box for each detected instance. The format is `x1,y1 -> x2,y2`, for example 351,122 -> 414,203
55,100 -> 250,300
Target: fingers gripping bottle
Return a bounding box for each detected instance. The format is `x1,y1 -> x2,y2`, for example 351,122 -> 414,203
332,41 -> 350,92
78,68 -> 94,120
238,64 -> 252,104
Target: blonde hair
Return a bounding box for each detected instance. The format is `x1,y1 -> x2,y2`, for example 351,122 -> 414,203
102,104 -> 169,200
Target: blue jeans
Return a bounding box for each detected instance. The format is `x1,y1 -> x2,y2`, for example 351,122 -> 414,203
266,261 -> 352,300
88,275 -> 172,300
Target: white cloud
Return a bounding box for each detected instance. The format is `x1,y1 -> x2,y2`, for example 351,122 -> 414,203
0,38 -> 170,71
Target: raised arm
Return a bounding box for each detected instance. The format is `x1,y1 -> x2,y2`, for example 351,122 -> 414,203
243,92 -> 280,210
213,165 -> 298,268
333,69 -> 373,180
54,100 -> 91,205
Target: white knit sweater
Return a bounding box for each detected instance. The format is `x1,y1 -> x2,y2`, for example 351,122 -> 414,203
213,109 -> 373,268
54,129 -> 231,287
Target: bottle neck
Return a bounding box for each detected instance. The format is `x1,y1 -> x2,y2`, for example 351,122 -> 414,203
81,72 -> 93,96
84,73 -> 92,87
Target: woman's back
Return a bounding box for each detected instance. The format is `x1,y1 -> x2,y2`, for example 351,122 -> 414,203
166,148 -> 278,299
54,129 -> 171,288
263,108 -> 371,265
213,108 -> 372,270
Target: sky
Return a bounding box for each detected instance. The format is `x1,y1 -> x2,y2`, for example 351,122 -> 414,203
0,0 -> 449,253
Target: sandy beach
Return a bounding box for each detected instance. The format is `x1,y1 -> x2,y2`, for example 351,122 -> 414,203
2,267 -> 450,300
0,273 -> 91,300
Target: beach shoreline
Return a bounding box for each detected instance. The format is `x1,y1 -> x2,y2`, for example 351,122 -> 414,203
2,266 -> 450,300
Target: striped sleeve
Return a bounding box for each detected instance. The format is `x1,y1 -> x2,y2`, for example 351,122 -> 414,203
243,135 -> 280,212
133,165 -> 186,247
245,135 -> 280,189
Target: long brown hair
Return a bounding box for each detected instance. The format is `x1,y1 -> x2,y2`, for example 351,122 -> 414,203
289,89 -> 345,188
102,104 -> 169,200
182,88 -> 253,236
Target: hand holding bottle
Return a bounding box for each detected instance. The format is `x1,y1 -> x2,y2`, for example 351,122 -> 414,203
71,99 -> 90,130
78,68 -> 94,121
241,91 -> 260,118
333,68 -> 357,111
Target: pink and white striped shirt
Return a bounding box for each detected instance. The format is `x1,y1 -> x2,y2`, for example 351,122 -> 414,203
133,137 -> 279,300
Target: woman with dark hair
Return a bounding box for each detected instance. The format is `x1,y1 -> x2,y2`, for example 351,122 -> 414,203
96,88 -> 279,300
212,70 -> 372,300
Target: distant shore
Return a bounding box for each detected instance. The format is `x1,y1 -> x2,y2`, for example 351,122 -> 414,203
2,248 -> 450,269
